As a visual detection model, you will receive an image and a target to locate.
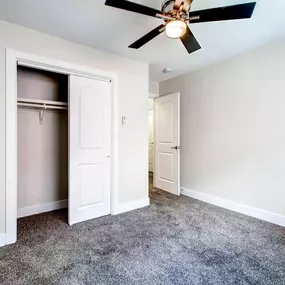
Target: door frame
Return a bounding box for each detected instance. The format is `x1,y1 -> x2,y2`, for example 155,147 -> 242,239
5,49 -> 119,245
148,94 -> 159,180
148,109 -> 154,172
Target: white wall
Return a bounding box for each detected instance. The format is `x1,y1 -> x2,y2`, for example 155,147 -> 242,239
0,21 -> 149,235
160,38 -> 285,217
149,81 -> 159,94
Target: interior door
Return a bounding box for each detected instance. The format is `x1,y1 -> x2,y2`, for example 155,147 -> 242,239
69,75 -> 111,225
148,110 -> 154,172
154,93 -> 180,195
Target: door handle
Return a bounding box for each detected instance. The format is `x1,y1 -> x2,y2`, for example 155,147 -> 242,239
171,146 -> 180,150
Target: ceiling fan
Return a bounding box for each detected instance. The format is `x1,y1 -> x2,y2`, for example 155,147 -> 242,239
105,0 -> 256,54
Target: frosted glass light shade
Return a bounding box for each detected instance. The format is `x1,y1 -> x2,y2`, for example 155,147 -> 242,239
165,20 -> 187,39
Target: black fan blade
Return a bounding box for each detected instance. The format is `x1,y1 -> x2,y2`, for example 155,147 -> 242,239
105,0 -> 162,18
180,26 -> 201,54
189,2 -> 256,23
129,24 -> 165,49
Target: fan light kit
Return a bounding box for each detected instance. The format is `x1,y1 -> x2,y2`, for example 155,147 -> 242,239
105,0 -> 256,55
165,20 -> 187,39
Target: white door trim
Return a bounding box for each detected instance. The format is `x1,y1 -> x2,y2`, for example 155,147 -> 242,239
5,49 -> 119,245
148,110 -> 154,173
149,92 -> 159,99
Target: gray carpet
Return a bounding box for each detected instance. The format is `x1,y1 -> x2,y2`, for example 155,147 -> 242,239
0,189 -> 285,285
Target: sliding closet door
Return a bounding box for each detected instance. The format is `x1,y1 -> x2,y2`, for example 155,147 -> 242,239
69,75 -> 111,225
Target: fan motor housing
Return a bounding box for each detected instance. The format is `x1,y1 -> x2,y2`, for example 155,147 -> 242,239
162,0 -> 193,14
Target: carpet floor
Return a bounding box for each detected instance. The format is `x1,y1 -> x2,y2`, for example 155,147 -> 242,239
0,189 -> 284,285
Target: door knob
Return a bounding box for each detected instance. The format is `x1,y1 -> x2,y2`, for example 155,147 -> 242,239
171,146 -> 180,150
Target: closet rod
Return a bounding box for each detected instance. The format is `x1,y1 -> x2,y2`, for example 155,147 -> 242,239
17,97 -> 68,107
17,102 -> 68,110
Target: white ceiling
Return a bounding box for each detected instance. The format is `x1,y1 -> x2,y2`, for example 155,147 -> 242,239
0,0 -> 285,81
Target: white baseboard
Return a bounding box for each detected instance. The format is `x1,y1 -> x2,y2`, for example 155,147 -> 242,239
181,188 -> 285,228
0,234 -> 6,247
18,199 -> 68,218
114,198 -> 150,215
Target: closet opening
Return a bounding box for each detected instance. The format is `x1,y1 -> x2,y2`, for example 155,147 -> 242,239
17,66 -> 69,224
5,50 -> 117,246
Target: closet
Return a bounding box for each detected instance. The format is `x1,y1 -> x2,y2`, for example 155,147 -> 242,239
16,65 -> 111,226
17,66 -> 68,218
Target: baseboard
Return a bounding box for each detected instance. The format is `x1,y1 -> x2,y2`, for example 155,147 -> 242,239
0,234 -> 6,247
114,198 -> 150,215
18,199 -> 68,218
181,188 -> 285,228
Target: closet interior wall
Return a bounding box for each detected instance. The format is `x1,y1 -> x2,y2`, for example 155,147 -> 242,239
17,66 -> 68,217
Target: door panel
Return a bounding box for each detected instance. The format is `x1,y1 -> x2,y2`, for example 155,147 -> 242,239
69,75 -> 111,225
157,152 -> 174,182
157,102 -> 174,142
154,93 -> 180,195
79,164 -> 104,206
79,91 -> 104,148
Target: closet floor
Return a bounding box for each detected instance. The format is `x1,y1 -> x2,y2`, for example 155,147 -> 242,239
0,190 -> 285,285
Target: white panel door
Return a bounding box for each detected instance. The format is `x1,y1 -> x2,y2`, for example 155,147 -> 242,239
154,93 -> 180,195
148,110 -> 154,172
69,75 -> 111,225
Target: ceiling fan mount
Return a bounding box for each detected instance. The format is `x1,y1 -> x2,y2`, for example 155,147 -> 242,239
105,0 -> 256,54
161,0 -> 192,20
161,0 -> 193,19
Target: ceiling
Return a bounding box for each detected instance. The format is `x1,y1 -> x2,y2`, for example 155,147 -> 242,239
0,0 -> 285,81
